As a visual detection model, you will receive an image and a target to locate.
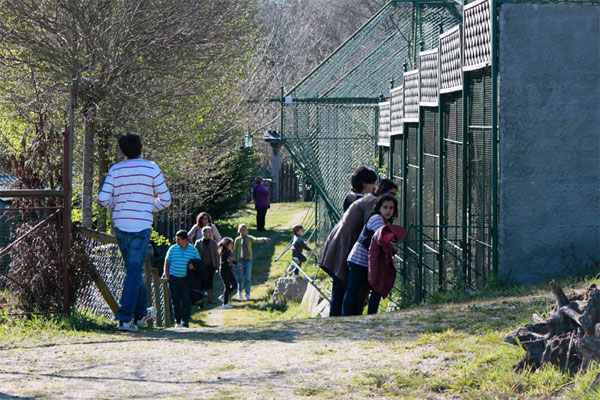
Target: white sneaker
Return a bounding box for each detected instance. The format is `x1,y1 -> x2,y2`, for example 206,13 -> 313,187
174,323 -> 183,328
245,294 -> 251,301
118,320 -> 138,332
237,292 -> 243,300
136,307 -> 157,328
222,304 -> 233,309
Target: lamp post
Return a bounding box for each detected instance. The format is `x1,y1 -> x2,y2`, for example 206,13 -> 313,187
243,131 -> 253,148
261,130 -> 281,203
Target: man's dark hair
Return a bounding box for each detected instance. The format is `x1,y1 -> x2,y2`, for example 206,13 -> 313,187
255,177 -> 263,184
350,166 -> 377,193
118,131 -> 143,159
175,229 -> 188,240
374,179 -> 398,196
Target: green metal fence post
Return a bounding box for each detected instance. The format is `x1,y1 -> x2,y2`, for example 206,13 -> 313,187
389,79 -> 395,179
389,135 -> 395,181
491,0 -> 499,279
417,113 -> 424,303
437,77 -> 445,292
461,71 -> 469,288
401,61 -> 410,301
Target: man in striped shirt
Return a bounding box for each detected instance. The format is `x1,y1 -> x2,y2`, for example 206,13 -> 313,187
98,132 -> 171,332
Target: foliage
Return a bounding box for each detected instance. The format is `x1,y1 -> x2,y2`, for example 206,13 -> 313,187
150,229 -> 171,247
7,224 -> 93,312
0,0 -> 261,228
199,146 -> 261,220
0,112 -> 94,312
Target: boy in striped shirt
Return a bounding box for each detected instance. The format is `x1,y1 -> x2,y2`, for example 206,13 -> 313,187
164,230 -> 201,328
98,132 -> 171,332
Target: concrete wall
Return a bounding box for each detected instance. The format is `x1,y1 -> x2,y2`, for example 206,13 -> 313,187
498,3 -> 600,283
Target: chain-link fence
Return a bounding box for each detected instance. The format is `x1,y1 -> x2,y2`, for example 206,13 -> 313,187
74,226 -> 171,326
279,0 -> 501,308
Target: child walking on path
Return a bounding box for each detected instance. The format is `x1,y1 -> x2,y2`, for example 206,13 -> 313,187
290,224 -> 312,275
233,224 -> 271,300
195,226 -> 219,304
218,237 -> 239,309
342,194 -> 398,316
164,230 -> 200,328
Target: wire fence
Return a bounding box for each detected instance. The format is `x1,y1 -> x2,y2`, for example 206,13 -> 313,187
74,226 -> 171,326
280,0 -> 501,308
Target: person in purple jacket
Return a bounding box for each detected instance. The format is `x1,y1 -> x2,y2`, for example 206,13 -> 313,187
252,177 -> 270,231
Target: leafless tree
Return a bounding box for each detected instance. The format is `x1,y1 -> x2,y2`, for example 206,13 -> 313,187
0,0 -> 259,227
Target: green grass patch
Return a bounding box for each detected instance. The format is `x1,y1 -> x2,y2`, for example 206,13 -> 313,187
294,387 -> 322,396
211,363 -> 236,372
0,307 -> 115,346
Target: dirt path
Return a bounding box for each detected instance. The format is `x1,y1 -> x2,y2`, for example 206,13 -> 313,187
0,295 -> 556,399
0,311 -> 422,399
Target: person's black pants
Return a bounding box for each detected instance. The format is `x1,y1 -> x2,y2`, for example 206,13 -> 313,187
168,276 -> 190,324
329,275 -> 346,317
256,208 -> 267,231
220,266 -> 237,305
342,261 -> 381,316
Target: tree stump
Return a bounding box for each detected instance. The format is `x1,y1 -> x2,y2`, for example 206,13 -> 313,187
505,280 -> 600,375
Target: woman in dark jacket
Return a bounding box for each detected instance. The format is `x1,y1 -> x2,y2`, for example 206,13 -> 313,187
253,177 -> 270,231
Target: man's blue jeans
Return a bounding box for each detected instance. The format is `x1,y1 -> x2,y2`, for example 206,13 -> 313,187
234,259 -> 252,296
114,228 -> 151,322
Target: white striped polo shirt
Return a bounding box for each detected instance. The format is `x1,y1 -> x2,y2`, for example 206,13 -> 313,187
98,158 -> 171,232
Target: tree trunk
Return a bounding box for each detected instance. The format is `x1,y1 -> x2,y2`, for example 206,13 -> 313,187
97,131 -> 111,232
81,111 -> 96,228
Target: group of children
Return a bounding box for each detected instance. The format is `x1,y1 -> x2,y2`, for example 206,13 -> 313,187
163,212 -> 286,327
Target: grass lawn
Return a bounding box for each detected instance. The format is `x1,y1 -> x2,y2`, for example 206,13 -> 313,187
190,201 -> 315,327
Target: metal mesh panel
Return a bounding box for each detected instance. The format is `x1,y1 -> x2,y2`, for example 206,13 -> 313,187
0,207 -> 14,281
390,86 -> 404,136
404,122 -> 420,258
419,50 -> 439,107
403,70 -> 420,122
378,101 -> 391,147
0,208 -> 65,311
283,101 -> 377,217
380,146 -> 390,174
440,25 -> 462,93
391,135 -> 405,225
442,92 -> 464,285
402,123 -> 420,303
418,2 -> 461,53
422,109 -> 440,294
74,230 -> 171,326
422,109 -> 439,243
463,0 -> 491,71
75,238 -> 125,319
467,68 -> 494,286
290,2 -> 460,99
